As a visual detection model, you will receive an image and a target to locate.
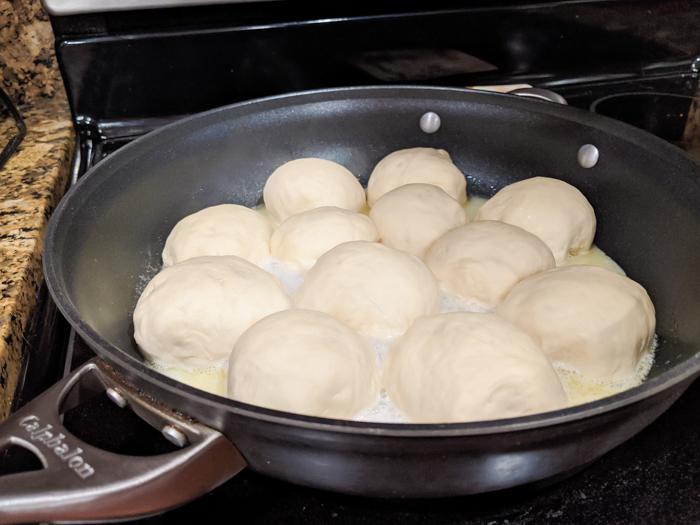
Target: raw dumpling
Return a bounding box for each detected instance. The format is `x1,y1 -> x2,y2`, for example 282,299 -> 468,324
134,256 -> 290,368
162,204 -> 272,267
496,265 -> 656,380
270,206 -> 379,271
369,183 -> 468,260
294,241 -> 441,338
383,312 -> 568,423
228,309 -> 381,419
425,221 -> 555,309
366,148 -> 467,206
475,177 -> 596,264
263,158 -> 366,224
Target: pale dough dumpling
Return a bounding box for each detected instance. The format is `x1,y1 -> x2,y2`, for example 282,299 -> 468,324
425,221 -> 555,309
384,312 -> 568,423
134,256 -> 290,369
263,158 -> 366,224
496,265 -> 656,380
369,183 -> 468,260
162,204 -> 273,267
475,177 -> 596,264
270,206 -> 379,271
228,309 -> 381,419
366,148 -> 467,206
294,241 -> 441,338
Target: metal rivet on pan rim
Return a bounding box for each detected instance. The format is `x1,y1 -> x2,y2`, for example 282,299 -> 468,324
578,144 -> 599,168
162,425 -> 189,448
106,387 -> 128,408
420,111 -> 441,134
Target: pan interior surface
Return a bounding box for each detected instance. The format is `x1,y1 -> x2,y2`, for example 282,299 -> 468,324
45,87 -> 700,430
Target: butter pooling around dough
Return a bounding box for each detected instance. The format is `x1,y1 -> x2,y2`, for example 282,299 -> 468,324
294,241 -> 441,339
496,265 -> 656,380
366,147 -> 467,206
475,176 -> 596,264
425,220 -> 556,309
228,309 -> 381,419
134,256 -> 291,369
383,312 -> 568,423
270,206 -> 379,271
263,158 -> 366,224
162,204 -> 273,267
369,183 -> 468,260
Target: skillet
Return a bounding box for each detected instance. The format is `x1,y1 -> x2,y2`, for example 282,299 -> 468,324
1,86 -> 700,523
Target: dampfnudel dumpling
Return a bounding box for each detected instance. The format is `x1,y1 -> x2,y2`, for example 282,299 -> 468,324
383,312 -> 568,423
228,309 -> 381,419
294,241 -> 441,339
366,147 -> 467,206
496,265 -> 656,380
263,158 -> 366,224
134,256 -> 290,369
475,177 -> 596,264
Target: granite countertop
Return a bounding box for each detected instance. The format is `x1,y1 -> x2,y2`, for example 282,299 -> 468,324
0,0 -> 75,421
0,92 -> 74,420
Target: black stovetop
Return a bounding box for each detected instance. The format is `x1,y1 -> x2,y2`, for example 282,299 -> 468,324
6,73 -> 699,523
6,1 -> 700,520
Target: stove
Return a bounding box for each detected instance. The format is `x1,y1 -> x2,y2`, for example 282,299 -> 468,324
6,1 -> 700,522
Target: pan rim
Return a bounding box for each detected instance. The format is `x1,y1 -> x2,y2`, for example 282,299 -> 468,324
44,85 -> 700,438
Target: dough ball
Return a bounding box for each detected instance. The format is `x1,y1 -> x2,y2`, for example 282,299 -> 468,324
384,312 -> 568,423
294,241 -> 441,338
270,206 -> 379,271
263,158 -> 366,224
496,265 -> 656,380
228,309 -> 381,419
425,221 -> 555,309
475,177 -> 596,264
369,183 -> 468,260
134,256 -> 291,368
162,204 -> 273,267
367,148 -> 467,206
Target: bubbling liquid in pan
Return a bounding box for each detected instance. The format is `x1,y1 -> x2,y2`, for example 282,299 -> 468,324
146,196 -> 656,422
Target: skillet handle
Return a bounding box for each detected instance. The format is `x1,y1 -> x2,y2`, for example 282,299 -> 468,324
0,358 -> 246,524
509,87 -> 568,105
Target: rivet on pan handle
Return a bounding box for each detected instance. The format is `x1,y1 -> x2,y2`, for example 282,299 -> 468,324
0,358 -> 246,524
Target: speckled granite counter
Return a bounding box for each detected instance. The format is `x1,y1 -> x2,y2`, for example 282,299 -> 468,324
0,93 -> 74,420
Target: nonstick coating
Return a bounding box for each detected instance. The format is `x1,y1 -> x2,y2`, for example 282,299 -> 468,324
44,86 -> 700,496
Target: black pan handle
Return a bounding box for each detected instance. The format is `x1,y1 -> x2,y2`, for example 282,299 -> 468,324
0,358 -> 246,524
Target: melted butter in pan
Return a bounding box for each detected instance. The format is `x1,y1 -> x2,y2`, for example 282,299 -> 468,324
147,361 -> 227,397
555,344 -> 656,407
